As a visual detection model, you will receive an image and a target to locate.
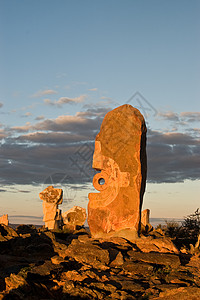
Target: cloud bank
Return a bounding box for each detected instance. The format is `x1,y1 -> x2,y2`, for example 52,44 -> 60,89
0,107 -> 199,187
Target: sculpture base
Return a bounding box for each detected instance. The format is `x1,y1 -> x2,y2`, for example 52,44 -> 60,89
90,227 -> 139,241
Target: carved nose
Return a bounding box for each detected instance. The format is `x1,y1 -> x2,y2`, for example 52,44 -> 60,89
92,152 -> 104,170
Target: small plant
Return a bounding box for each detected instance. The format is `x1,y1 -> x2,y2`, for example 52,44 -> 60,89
164,220 -> 181,239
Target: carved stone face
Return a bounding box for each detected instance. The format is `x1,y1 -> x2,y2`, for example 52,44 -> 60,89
88,104 -> 147,239
89,140 -> 130,208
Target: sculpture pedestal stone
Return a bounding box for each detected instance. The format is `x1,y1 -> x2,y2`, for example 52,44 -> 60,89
88,104 -> 147,240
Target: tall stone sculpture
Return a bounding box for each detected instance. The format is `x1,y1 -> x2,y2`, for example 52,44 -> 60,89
39,186 -> 63,230
88,104 -> 147,240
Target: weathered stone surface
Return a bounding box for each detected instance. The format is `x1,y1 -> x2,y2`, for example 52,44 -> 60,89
64,239 -> 110,269
5,273 -> 28,291
62,206 -> 86,229
39,185 -> 63,204
135,235 -> 179,254
155,287 -> 200,299
0,214 -> 8,226
127,251 -> 180,267
0,224 -> 18,240
141,209 -> 150,226
0,226 -> 199,300
110,251 -> 124,267
39,185 -> 63,230
88,104 -> 147,240
16,224 -> 37,235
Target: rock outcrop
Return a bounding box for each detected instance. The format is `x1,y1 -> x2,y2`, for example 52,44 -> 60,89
88,104 -> 147,240
0,224 -> 199,299
39,185 -> 63,230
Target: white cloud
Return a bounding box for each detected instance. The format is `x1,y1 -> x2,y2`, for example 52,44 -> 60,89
44,99 -> 54,106
44,94 -> 87,106
157,111 -> 180,121
21,112 -> 32,118
180,112 -> 200,122
11,107 -> 106,133
88,88 -> 98,91
35,115 -> 45,121
12,122 -> 32,132
31,89 -> 58,98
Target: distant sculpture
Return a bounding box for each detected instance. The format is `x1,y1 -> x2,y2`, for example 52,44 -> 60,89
39,186 -> 63,230
141,209 -> 150,226
88,104 -> 147,240
62,206 -> 87,230
0,214 -> 9,226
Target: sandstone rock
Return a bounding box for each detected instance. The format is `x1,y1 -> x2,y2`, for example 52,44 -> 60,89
110,251 -> 124,267
39,186 -> 63,230
88,104 -> 147,239
141,209 -> 150,226
51,255 -> 65,265
0,227 -> 199,300
16,224 -> 37,235
0,214 -> 8,226
39,185 -> 63,204
29,260 -> 62,276
5,273 -> 28,291
0,224 -> 18,239
64,239 -> 110,269
127,252 -> 180,267
156,287 -> 200,299
135,235 -> 179,254
62,206 -> 86,230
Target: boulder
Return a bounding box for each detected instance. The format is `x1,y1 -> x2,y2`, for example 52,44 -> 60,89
135,235 -> 179,254
64,239 -> 110,269
0,224 -> 18,240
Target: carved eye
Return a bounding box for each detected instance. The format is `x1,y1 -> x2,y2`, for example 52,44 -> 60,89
98,178 -> 105,185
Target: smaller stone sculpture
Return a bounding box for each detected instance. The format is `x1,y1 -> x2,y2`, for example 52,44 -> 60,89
141,209 -> 150,226
62,206 -> 87,230
39,186 -> 63,230
0,214 -> 9,226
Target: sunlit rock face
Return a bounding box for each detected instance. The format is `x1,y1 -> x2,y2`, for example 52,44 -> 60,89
62,206 -> 87,230
141,209 -> 150,226
39,186 -> 63,230
88,104 -> 147,240
0,214 -> 9,226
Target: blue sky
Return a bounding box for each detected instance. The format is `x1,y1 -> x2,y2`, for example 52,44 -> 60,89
0,0 -> 199,224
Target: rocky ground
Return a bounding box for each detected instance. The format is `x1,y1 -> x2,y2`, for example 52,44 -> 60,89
0,224 -> 200,299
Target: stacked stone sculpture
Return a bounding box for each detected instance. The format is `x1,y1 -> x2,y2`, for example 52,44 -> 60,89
39,185 -> 63,230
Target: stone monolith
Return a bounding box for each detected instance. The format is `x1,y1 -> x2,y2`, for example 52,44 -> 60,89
39,186 -> 63,230
88,104 -> 147,240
